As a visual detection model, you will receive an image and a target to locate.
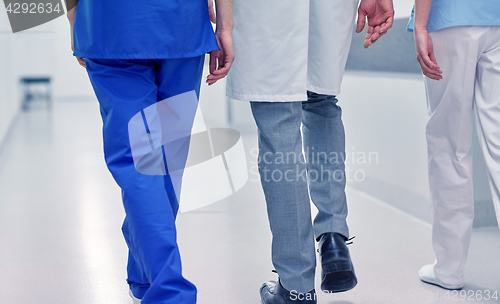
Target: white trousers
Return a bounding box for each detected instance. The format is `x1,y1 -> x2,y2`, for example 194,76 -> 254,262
426,26 -> 500,286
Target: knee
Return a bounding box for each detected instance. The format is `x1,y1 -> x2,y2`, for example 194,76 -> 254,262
304,91 -> 341,116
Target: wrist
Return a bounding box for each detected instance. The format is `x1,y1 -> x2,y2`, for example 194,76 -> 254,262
413,24 -> 428,33
67,12 -> 76,22
66,4 -> 77,21
215,24 -> 233,34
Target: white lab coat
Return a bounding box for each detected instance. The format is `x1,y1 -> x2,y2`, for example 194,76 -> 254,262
227,0 -> 359,102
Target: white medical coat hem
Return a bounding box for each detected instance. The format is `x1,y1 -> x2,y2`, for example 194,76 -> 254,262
306,83 -> 341,96
226,90 -> 307,102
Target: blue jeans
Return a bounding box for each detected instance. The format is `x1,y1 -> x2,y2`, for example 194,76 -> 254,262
86,57 -> 204,304
250,91 -> 349,293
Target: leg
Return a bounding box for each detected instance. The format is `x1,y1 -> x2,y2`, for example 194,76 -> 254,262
86,57 -> 203,304
122,218 -> 150,298
424,27 -> 486,286
302,91 -> 356,293
302,91 -> 348,240
154,57 -> 206,213
250,101 -> 316,293
473,26 -> 500,231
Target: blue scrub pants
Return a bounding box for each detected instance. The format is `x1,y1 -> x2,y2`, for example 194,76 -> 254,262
85,56 -> 205,304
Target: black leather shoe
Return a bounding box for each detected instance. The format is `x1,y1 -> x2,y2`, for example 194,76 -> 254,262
318,232 -> 357,293
260,280 -> 317,304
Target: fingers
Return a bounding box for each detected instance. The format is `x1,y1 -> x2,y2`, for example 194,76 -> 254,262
207,31 -> 235,85
428,51 -> 441,71
380,16 -> 393,33
418,42 -> 441,71
414,30 -> 442,80
370,25 -> 382,41
356,8 -> 367,33
364,37 -> 376,48
364,17 -> 393,48
214,58 -> 233,76
207,50 -> 223,85
417,53 -> 442,80
209,10 -> 216,24
206,52 -> 234,85
77,57 -> 86,68
363,25 -> 376,48
422,54 -> 440,72
209,50 -> 219,75
207,70 -> 226,85
206,72 -> 224,85
208,0 -> 216,23
207,55 -> 234,85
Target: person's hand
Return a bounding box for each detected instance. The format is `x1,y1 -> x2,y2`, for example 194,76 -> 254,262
356,0 -> 394,48
414,28 -> 442,80
207,29 -> 234,85
67,6 -> 86,68
208,0 -> 216,23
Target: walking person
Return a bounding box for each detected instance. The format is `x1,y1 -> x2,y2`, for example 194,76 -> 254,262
66,0 -> 234,302
227,0 -> 394,303
410,0 -> 500,290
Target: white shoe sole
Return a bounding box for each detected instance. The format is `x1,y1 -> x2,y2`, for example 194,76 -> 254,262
129,289 -> 142,304
419,264 -> 464,290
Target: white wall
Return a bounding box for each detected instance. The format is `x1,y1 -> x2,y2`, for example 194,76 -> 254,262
0,5 -> 94,147
0,5 -> 20,146
393,0 -> 414,19
50,16 -> 94,99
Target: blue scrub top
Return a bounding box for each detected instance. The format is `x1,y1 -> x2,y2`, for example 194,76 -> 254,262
407,0 -> 500,33
73,0 -> 219,59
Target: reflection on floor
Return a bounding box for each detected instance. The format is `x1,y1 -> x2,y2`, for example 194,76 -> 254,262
0,97 -> 498,304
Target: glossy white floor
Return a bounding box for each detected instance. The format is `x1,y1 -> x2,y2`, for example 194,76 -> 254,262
0,75 -> 499,304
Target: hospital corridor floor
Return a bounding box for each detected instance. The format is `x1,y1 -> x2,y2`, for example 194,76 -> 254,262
0,99 -> 499,304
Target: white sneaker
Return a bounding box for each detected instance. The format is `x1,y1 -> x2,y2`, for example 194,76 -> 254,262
129,289 -> 142,304
419,264 -> 464,290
